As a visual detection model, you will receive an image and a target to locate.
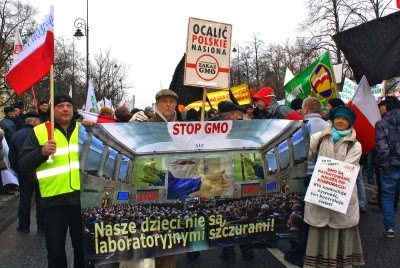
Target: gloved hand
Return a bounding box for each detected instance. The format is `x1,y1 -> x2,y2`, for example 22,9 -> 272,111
129,111 -> 148,122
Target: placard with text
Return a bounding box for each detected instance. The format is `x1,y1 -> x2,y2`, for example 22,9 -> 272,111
304,156 -> 359,214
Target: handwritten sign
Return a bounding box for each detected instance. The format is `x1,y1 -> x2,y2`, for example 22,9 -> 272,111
304,156 -> 359,214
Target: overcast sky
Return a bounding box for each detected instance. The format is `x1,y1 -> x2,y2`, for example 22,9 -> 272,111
33,0 -> 309,108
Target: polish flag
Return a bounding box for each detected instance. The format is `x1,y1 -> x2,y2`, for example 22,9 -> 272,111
347,76 -> 381,155
78,110 -> 117,123
6,6 -> 54,95
84,80 -> 98,113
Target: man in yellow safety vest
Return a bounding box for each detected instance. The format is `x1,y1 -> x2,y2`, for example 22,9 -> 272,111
19,92 -> 87,268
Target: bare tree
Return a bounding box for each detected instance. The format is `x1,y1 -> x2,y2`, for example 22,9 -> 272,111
91,49 -> 130,107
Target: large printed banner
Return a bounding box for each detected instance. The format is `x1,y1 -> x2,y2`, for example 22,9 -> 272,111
304,156 -> 359,214
185,83 -> 251,111
284,51 -> 338,108
79,120 -> 308,266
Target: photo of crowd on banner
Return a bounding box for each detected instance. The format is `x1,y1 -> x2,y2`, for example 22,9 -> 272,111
81,191 -> 304,264
78,119 -> 309,265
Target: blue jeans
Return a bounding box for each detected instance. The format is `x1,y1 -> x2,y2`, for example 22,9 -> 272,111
357,167 -> 367,209
380,168 -> 400,230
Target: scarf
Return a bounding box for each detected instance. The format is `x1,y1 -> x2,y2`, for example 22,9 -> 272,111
332,127 -> 351,144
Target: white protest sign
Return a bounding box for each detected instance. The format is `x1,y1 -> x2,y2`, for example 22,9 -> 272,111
184,18 -> 232,89
341,78 -> 384,104
340,78 -> 356,104
370,82 -> 384,97
304,156 -> 359,214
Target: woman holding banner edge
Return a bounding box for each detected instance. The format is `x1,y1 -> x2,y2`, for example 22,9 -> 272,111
304,106 -> 365,267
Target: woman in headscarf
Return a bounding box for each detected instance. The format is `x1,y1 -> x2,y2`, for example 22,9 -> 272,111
304,106 -> 365,267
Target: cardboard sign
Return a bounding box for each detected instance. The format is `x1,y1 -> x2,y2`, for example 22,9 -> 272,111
184,17 -> 232,89
304,156 -> 359,214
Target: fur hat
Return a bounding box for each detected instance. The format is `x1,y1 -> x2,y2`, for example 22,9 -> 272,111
155,89 -> 178,101
218,101 -> 245,113
384,96 -> 400,112
99,107 -> 113,115
329,106 -> 356,127
54,92 -> 73,106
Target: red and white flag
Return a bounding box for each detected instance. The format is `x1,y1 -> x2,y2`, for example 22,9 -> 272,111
397,0 -> 400,9
6,6 -> 54,95
13,29 -> 23,55
347,76 -> 381,155
78,110 -> 117,123
85,80 -> 98,113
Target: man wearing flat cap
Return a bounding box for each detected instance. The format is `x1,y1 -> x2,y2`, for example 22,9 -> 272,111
149,89 -> 179,122
217,100 -> 245,120
19,91 -> 85,267
9,111 -> 44,234
0,106 -> 17,144
120,89 -> 182,268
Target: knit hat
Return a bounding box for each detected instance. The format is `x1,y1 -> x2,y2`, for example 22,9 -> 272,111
252,87 -> 276,106
155,89 -> 178,101
384,96 -> 400,112
218,101 -> 245,113
327,98 -> 345,108
54,92 -> 73,106
99,107 -> 113,115
4,106 -> 15,113
329,106 -> 356,127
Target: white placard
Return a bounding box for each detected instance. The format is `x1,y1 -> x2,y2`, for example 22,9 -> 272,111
184,17 -> 232,89
304,156 -> 359,214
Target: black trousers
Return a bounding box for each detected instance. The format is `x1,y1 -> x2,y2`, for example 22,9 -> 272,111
18,176 -> 44,230
44,205 -> 84,268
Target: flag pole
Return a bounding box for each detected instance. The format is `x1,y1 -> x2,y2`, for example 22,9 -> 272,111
200,88 -> 208,121
47,64 -> 55,164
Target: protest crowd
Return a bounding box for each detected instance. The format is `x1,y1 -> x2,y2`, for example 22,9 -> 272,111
1,81 -> 399,268
2,4 -> 400,268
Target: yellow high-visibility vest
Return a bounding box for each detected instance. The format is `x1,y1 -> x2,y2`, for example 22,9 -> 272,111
34,123 -> 80,198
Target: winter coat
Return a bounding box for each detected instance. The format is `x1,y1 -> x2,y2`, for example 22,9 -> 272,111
0,117 -> 16,145
304,125 -> 362,228
375,109 -> 400,169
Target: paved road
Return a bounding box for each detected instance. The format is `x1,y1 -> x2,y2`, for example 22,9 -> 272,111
1,175 -> 399,267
